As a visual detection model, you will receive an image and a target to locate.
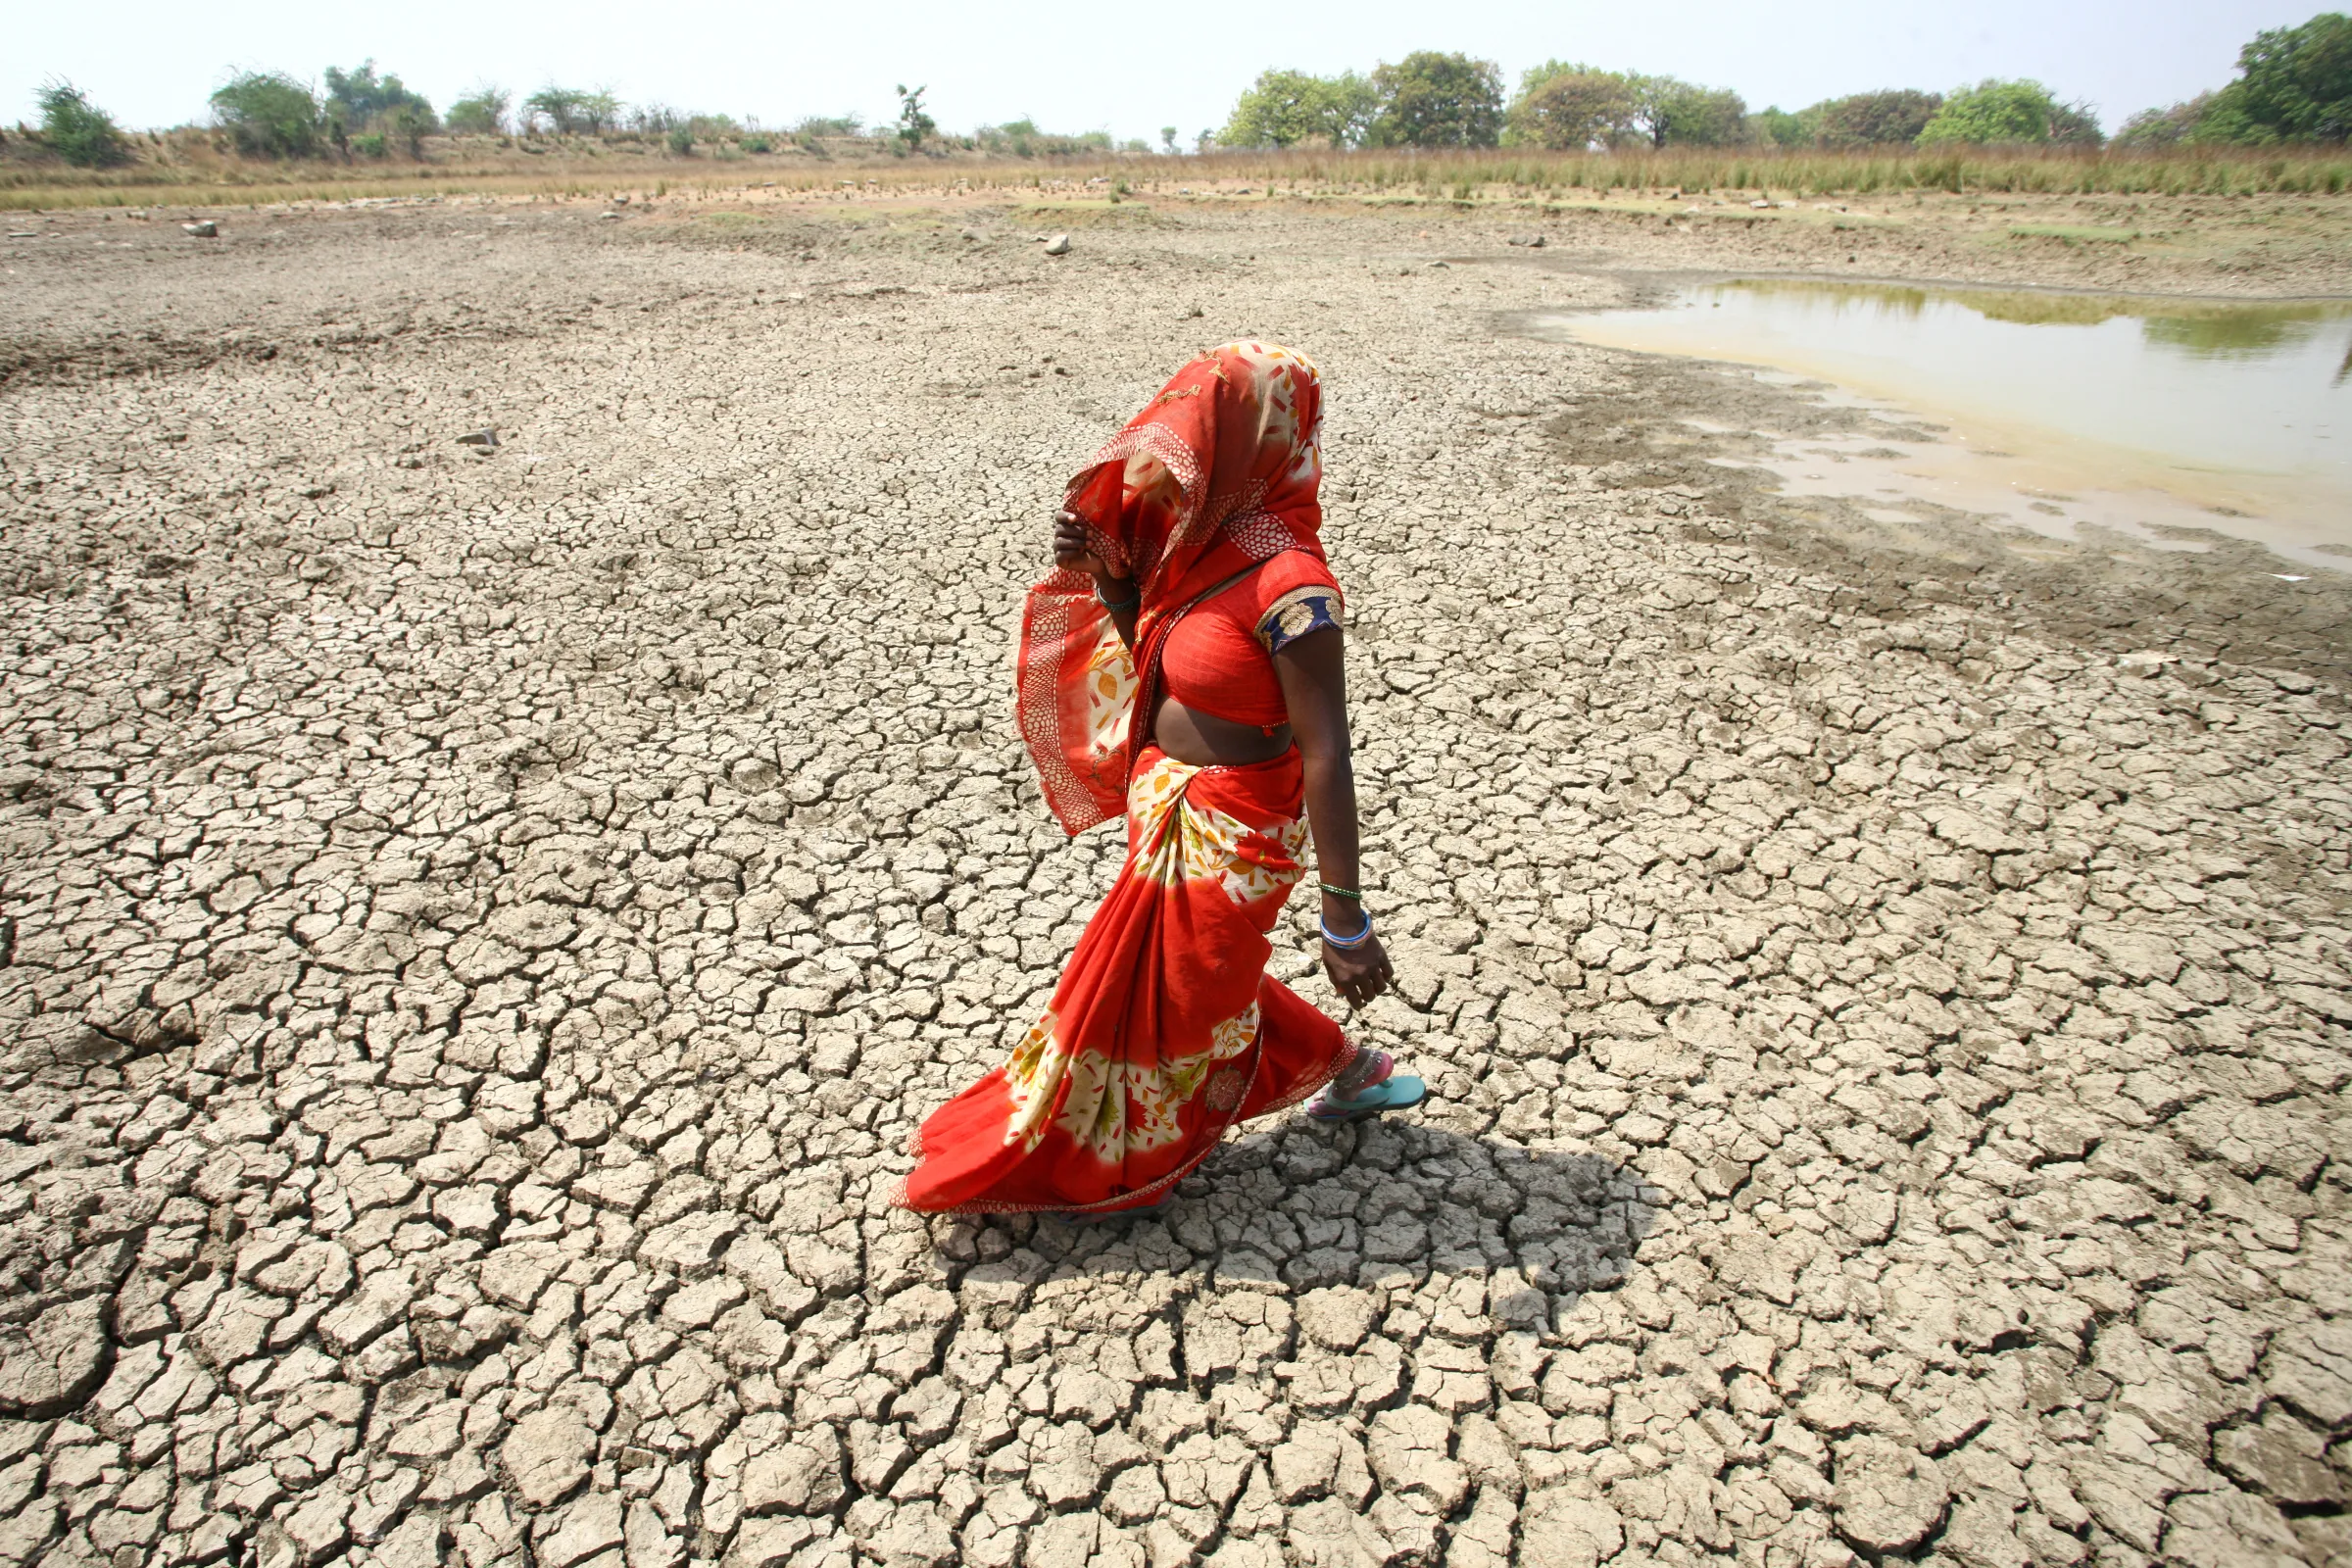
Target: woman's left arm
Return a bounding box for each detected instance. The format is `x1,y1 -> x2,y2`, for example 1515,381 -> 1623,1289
1274,628 -> 1394,1010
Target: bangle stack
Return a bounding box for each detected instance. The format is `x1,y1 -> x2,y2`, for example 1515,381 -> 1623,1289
1320,909 -> 1375,949
1095,579 -> 1139,611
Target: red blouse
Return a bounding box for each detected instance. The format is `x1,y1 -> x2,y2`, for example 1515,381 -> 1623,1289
1159,551 -> 1345,728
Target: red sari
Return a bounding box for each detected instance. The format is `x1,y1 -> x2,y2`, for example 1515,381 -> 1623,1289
900,344 -> 1355,1216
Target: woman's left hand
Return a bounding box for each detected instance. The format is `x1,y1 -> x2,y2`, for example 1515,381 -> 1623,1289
1324,931 -> 1394,1010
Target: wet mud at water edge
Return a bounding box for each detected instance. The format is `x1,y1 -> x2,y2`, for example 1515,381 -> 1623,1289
1517,319 -> 2352,689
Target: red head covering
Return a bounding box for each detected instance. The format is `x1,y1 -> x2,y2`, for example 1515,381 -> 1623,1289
1016,342 -> 1325,834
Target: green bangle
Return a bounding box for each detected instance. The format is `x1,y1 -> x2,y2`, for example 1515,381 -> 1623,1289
1319,883 -> 1362,901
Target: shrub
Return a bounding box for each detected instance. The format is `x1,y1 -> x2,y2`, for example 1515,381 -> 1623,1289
392,106 -> 429,158
1918,79 -> 2072,144
741,133 -> 772,154
1222,69 -> 1380,148
2116,98 -> 2208,147
1507,65 -> 1744,149
352,131 -> 388,159
1814,89 -> 1942,147
1369,52 -> 1504,147
446,88 -> 509,135
211,71 -> 322,159
976,119 -> 1116,157
1755,104 -> 1823,147
667,125 -> 694,157
36,79 -> 132,168
1508,65 -> 1640,149
2049,100 -> 2105,145
524,87 -> 618,135
324,61 -> 435,131
897,84 -> 936,149
1633,76 -> 1748,147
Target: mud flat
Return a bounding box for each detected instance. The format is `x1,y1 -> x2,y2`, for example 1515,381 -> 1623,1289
0,197 -> 2347,1568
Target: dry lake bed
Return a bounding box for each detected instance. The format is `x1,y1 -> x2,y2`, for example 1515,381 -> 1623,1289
1,190 -> 2348,1568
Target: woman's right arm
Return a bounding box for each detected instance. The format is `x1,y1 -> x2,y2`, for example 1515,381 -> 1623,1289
1053,510 -> 1136,649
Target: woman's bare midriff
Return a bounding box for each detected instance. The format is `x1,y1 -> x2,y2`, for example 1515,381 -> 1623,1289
1152,695 -> 1294,766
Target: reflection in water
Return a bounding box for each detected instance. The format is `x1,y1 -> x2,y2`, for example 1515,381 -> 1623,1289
1538,278 -> 2352,569
1725,277 -> 2352,357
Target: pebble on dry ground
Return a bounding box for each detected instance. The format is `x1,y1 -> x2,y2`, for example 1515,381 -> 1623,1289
0,200 -> 2346,1568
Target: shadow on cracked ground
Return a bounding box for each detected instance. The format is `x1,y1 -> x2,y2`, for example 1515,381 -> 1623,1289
990,1121 -> 1655,1307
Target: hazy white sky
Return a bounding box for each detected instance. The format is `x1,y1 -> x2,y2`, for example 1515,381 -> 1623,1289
10,0 -> 2309,143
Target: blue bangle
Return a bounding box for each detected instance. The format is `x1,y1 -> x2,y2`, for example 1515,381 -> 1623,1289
1320,913 -> 1374,949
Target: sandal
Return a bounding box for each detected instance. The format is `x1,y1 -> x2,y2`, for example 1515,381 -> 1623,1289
1306,1054 -> 1429,1124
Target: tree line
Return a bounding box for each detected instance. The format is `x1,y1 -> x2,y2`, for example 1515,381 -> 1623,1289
1218,16 -> 2350,151
15,66 -> 1141,168
15,13 -> 2350,172
1218,58 -> 2110,152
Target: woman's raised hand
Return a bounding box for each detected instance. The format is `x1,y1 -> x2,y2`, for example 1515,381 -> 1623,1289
1052,510 -> 1108,580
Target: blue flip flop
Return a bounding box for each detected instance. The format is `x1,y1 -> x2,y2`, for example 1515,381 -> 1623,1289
1307,1074 -> 1429,1124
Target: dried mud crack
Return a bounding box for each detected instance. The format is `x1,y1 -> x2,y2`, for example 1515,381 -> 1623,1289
0,201 -> 2347,1568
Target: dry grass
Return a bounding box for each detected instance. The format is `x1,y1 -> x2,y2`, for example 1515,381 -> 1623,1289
1195,145 -> 2352,197
5,142 -> 2349,212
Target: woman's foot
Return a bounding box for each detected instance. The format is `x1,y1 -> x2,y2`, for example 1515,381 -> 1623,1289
1306,1050 -> 1428,1123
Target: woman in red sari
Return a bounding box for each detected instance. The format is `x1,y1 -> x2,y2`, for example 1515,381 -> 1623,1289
900,342 -> 1423,1218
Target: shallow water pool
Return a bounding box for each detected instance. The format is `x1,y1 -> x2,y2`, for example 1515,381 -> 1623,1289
1535,279 -> 2352,570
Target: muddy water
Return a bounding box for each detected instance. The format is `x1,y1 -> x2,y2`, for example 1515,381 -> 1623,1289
1536,279 -> 2352,571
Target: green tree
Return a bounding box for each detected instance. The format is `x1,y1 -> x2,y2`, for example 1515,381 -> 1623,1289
1917,78 -> 2068,144
324,61 -> 435,130
1755,104 -> 1823,147
35,79 -> 132,168
446,86 -> 509,135
211,71 -> 323,159
1160,125 -> 1179,154
2115,97 -> 2209,146
897,84 -> 936,149
1507,64 -> 1639,149
2210,12 -> 2352,141
523,87 -> 619,135
524,87 -> 587,134
1221,69 -> 1379,147
1813,89 -> 1941,147
1369,52 -> 1503,147
2048,100 -> 2105,145
1631,76 -> 1747,146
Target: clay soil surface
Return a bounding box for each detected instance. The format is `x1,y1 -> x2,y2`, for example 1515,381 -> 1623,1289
1,193 -> 2348,1568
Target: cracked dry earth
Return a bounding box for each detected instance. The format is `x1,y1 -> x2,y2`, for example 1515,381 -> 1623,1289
2,202 -> 2350,1568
